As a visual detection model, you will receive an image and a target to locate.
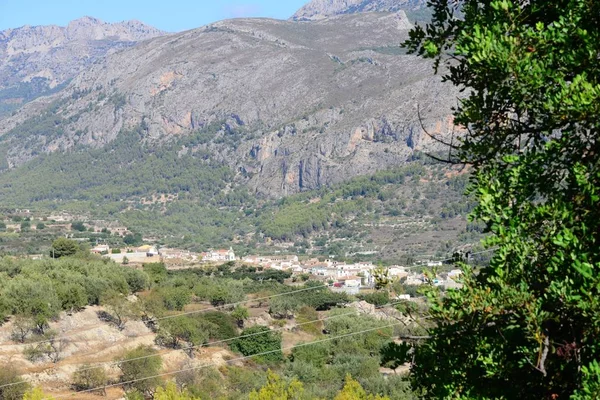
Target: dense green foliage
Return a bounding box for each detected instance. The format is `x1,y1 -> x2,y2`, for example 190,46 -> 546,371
0,255 -> 148,332
231,325 -> 283,363
49,237 -> 79,258
0,142 -> 477,261
118,345 -> 163,396
3,255 -> 421,399
406,0 -> 600,398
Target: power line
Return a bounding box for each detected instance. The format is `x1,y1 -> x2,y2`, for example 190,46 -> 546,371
2,248 -> 497,349
55,322 -> 403,399
0,301 -> 408,390
1,284 -> 328,349
70,301 -> 407,374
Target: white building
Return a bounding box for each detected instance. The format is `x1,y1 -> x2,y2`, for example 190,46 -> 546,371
203,247 -> 236,262
91,244 -> 110,254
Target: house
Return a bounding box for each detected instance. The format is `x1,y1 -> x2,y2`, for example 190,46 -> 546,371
338,276 -> 362,288
137,245 -> 158,256
111,227 -> 129,237
91,244 -> 110,254
242,254 -> 299,269
203,247 -> 236,262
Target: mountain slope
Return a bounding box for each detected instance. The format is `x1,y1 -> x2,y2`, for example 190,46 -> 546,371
291,0 -> 428,21
0,11 -> 456,198
0,17 -> 166,116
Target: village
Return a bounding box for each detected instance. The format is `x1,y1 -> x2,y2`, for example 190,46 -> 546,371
91,243 -> 464,295
1,209 -> 463,295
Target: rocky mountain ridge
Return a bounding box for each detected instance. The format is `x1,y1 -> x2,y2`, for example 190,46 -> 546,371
0,11 -> 456,199
0,16 -> 166,114
292,0 -> 428,21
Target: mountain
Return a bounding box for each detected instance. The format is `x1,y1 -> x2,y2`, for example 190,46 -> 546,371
0,16 -> 166,116
0,9 -> 472,259
0,11 -> 456,199
291,0 -> 428,21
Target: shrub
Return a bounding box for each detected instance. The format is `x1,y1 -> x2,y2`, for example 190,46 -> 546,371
71,365 -> 108,395
118,345 -> 162,395
200,311 -> 238,340
231,326 -> 282,363
0,366 -> 30,400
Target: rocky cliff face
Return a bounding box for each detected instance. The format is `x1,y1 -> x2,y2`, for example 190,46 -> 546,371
0,12 -> 456,198
291,0 -> 428,21
0,17 -> 165,111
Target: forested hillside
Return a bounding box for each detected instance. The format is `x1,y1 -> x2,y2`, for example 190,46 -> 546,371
0,119 -> 477,260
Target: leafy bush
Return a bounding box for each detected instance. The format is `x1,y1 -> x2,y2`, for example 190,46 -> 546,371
0,366 -> 30,400
357,291 -> 390,307
71,365 -> 108,395
231,326 -> 282,363
118,345 -> 162,395
200,311 -> 238,340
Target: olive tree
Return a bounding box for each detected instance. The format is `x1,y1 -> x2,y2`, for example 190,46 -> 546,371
118,345 -> 163,396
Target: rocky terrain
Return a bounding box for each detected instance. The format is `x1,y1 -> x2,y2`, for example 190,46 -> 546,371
0,10 -> 457,198
0,16 -> 165,114
292,0 -> 428,21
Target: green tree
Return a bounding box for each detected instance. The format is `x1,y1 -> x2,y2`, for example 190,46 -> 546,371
36,222 -> 45,230
249,370 -> 305,400
10,315 -> 34,343
71,365 -> 108,396
70,221 -> 86,232
334,375 -> 389,400
231,305 -> 250,328
123,233 -> 142,246
101,291 -> 137,330
0,366 -> 29,400
154,382 -> 198,400
405,0 -> 600,398
231,326 -> 283,363
22,387 -> 55,400
154,316 -> 211,357
49,237 -> 79,258
20,221 -> 30,232
118,345 -> 162,396
56,283 -> 87,313
6,278 -> 60,333
269,296 -> 299,319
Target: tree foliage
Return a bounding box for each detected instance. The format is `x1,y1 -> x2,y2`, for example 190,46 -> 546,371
155,316 -> 212,356
231,326 -> 283,363
49,237 -> 79,258
22,388 -> 55,400
118,345 -> 163,396
405,0 -> 600,398
71,365 -> 108,396
249,370 -> 305,400
0,366 -> 29,400
334,375 -> 389,400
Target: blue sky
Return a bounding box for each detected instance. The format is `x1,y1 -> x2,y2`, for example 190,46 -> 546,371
0,0 -> 309,32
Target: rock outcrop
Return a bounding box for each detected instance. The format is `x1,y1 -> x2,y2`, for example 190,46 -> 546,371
291,0 -> 428,21
0,17 -> 166,106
